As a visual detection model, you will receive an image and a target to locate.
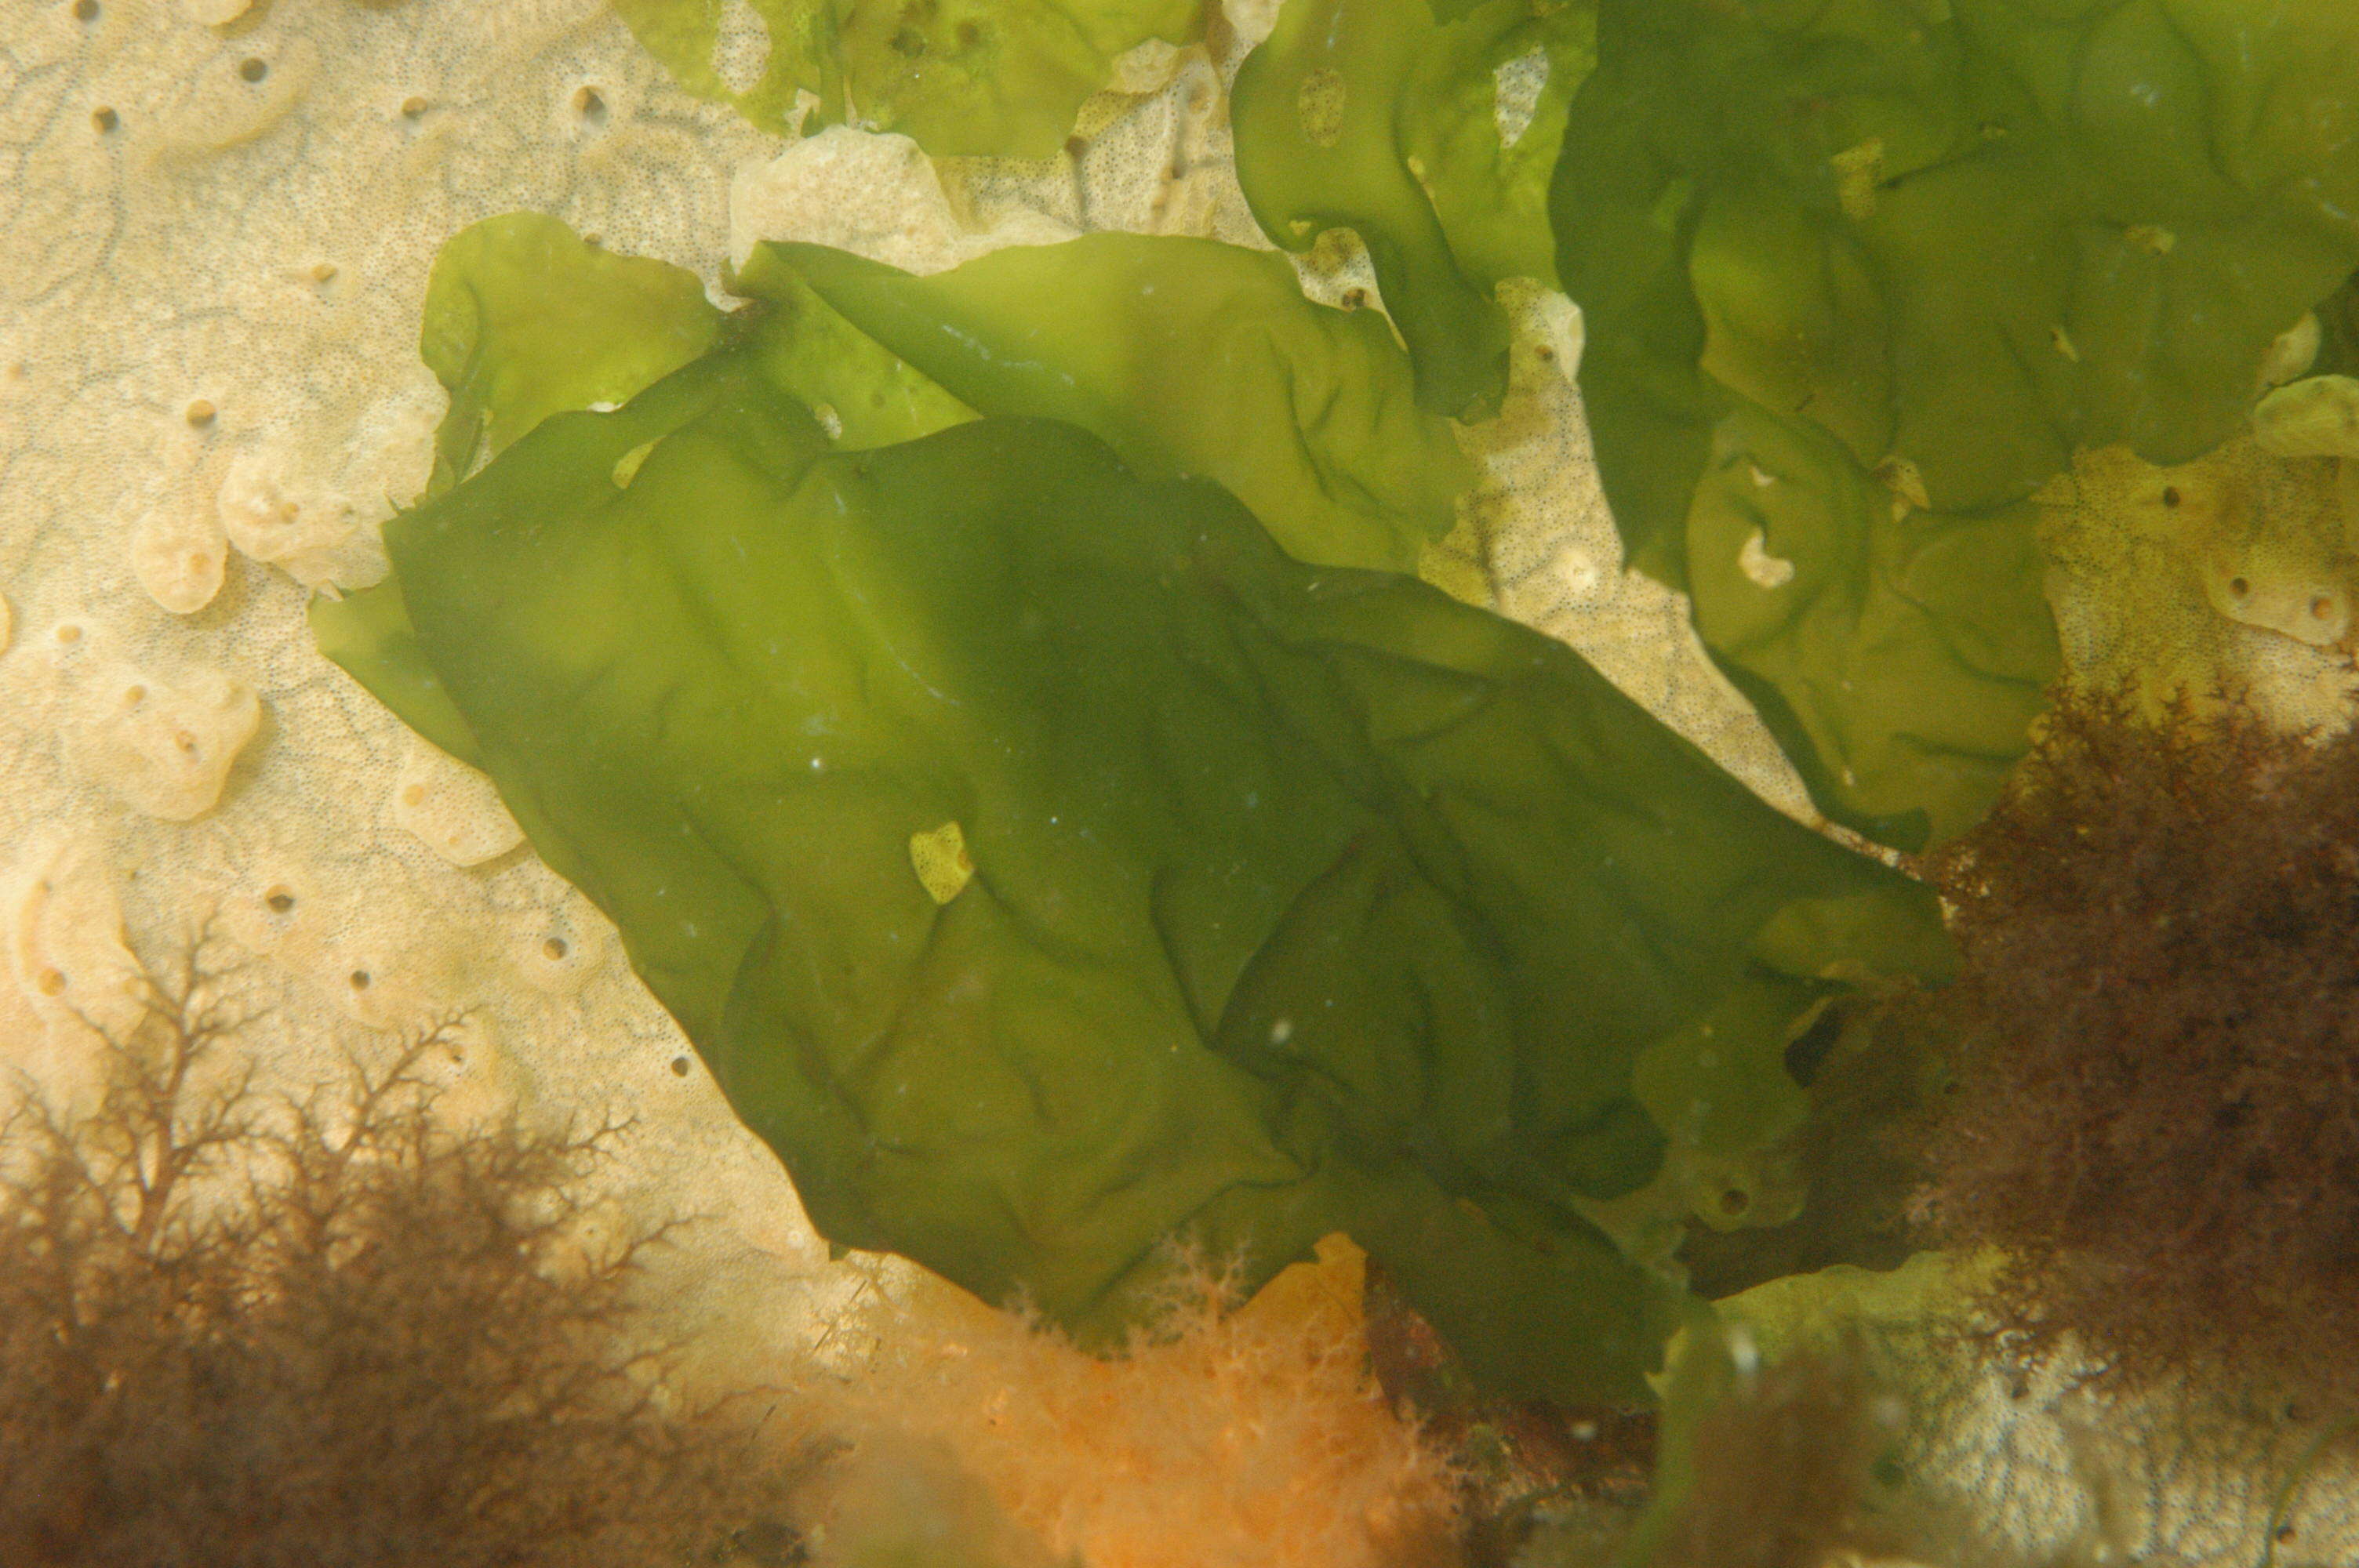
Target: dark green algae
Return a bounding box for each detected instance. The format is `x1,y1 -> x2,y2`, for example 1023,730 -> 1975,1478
609,0 -> 2359,853
314,215 -> 1953,1403
312,0 -> 2359,1406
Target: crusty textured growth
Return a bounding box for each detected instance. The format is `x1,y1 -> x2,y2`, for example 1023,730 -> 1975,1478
1920,692 -> 2359,1405
1655,1337 -> 1913,1568
1359,1258 -> 1654,1566
0,951 -> 805,1567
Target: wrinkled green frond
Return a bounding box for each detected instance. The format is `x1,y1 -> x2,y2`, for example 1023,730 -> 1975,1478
420,212 -> 724,496
325,278 -> 1950,1399
1231,0 -> 1595,418
610,0 -> 1203,156
756,233 -> 1473,571
318,214 -> 973,741
1553,0 -> 2359,844
320,216 -> 1954,1400
734,248 -> 979,448
1685,405 -> 2059,849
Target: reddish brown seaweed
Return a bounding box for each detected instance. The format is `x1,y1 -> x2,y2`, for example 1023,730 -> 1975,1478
0,950 -> 806,1566
1919,692 -> 2359,1405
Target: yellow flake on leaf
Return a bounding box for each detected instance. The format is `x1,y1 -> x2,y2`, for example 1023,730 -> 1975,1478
910,820 -> 975,904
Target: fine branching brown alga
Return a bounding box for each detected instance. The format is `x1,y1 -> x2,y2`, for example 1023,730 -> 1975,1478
0,948 -> 808,1567
1919,691 -> 2359,1409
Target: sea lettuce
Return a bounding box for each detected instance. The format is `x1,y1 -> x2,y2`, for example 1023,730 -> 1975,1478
420,213 -> 725,499
319,216 -> 976,761
1230,0 -> 1595,418
751,234 -> 1472,571
609,0 -> 1201,156
324,216 -> 1468,765
1684,408 -> 2059,849
322,285 -> 1952,1399
411,213 -> 973,468
732,255 -> 978,450
312,217 -> 720,773
1553,0 -> 2359,844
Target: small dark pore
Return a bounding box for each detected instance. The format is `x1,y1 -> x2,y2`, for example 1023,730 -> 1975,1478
348,971 -> 372,991
2162,485 -> 2182,507
670,1056 -> 692,1077
92,105 -> 118,132
239,56 -> 268,83
542,937 -> 569,961
71,0 -> 98,20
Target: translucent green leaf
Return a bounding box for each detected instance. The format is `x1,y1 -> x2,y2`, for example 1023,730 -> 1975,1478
609,0 -> 1203,157
761,233 -> 1474,571
733,248 -> 977,449
1231,0 -> 1596,418
336,327 -> 1950,1401
318,215 -> 973,731
1561,0 -> 2359,535
317,213 -> 725,767
1633,972 -> 1822,1169
310,574 -> 482,769
1677,1000 -> 1950,1301
1553,0 -> 2359,844
1685,405 -> 2059,850
419,213 -> 724,497
1414,1 -> 1591,295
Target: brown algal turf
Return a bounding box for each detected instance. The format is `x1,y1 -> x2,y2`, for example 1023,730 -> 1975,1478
0,945 -> 811,1568
1917,691 -> 2359,1408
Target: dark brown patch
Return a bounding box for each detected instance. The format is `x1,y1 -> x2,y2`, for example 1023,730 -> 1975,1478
0,949 -> 812,1563
1363,1261 -> 1654,1563
1917,691 -> 2359,1407
1656,1337 -> 1917,1568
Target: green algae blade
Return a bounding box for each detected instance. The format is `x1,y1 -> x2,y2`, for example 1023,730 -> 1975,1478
1552,0 -> 2359,845
1685,408 -> 2059,851
318,212 -> 1956,1400
420,213 -> 725,498
333,324 -> 1951,1400
610,0 -> 1202,157
1230,0 -> 1595,419
759,233 -> 1473,572
317,215 -> 973,744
